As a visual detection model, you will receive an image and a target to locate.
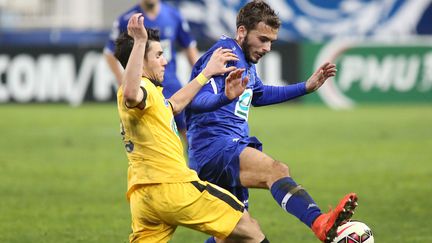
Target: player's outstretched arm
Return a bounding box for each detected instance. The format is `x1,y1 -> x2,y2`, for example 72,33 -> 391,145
122,13 -> 148,107
168,47 -> 238,115
250,62 -> 337,107
305,62 -> 337,93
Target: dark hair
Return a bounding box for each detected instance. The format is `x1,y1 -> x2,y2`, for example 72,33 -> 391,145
236,0 -> 280,31
114,28 -> 160,69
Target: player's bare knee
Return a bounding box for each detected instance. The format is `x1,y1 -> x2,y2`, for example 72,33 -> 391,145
269,159 -> 290,174
228,212 -> 265,241
243,217 -> 264,241
268,160 -> 290,186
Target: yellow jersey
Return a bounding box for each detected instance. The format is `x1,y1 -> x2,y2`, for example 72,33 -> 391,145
117,78 -> 199,199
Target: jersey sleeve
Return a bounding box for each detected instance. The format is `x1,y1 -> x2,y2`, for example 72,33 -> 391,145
188,42 -> 237,112
123,81 -> 155,112
252,75 -> 265,100
251,81 -> 308,107
140,82 -> 155,110
189,77 -> 232,112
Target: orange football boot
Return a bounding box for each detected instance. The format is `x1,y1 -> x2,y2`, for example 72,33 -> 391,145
311,193 -> 358,243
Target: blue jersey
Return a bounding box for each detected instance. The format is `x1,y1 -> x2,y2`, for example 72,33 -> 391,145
186,36 -> 307,205
104,3 -> 196,88
186,36 -> 307,155
186,36 -> 265,160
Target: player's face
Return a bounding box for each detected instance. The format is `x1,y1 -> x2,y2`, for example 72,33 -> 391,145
242,22 -> 278,64
143,41 -> 167,83
141,0 -> 159,9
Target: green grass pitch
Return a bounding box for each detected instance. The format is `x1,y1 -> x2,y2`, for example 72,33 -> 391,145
0,103 -> 431,242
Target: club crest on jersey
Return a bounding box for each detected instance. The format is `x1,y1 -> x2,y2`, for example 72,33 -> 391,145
125,140 -> 134,153
234,88 -> 253,120
171,118 -> 179,137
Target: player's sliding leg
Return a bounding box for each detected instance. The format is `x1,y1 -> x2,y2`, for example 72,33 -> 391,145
239,147 -> 358,242
166,179 -> 268,243
204,212 -> 270,243
217,210 -> 269,243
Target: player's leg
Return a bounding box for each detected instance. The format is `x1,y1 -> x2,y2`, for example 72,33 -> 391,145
239,147 -> 358,242
219,210 -> 269,243
206,211 -> 270,243
156,180 -> 267,242
239,147 -> 322,226
192,136 -> 253,207
129,185 -> 176,243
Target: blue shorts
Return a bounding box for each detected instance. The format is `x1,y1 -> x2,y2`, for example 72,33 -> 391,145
189,136 -> 262,208
162,79 -> 186,130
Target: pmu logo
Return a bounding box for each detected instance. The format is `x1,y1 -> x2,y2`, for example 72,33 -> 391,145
314,39 -> 432,109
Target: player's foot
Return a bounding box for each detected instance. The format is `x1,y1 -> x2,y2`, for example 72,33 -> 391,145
311,193 -> 358,243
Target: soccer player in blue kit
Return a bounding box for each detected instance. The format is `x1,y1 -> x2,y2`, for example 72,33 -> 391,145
186,1 -> 358,242
105,0 -> 199,141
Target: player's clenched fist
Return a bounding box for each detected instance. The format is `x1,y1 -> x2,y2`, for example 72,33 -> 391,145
127,13 -> 147,42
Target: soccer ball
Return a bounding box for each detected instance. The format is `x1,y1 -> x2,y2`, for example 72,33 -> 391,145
332,220 -> 374,243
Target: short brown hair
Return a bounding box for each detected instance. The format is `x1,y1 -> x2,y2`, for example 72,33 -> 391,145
114,28 -> 160,69
236,0 -> 280,31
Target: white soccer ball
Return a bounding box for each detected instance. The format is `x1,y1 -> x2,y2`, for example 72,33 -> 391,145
332,220 -> 374,243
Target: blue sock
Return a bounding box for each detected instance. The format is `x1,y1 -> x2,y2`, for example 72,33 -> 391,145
205,236 -> 216,243
270,177 -> 322,227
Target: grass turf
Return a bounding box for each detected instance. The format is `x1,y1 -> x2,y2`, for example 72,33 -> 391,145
0,103 -> 430,242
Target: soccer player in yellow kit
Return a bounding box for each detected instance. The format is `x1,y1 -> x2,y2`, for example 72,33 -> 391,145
115,13 -> 269,243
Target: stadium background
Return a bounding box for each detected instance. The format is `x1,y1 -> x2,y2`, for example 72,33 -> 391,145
1,1 -> 431,242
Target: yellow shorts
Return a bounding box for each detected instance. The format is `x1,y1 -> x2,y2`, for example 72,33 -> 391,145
128,180 -> 244,243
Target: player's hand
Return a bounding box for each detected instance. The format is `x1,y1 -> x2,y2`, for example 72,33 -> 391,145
305,62 -> 337,93
202,47 -> 239,78
127,13 -> 147,42
224,69 -> 248,100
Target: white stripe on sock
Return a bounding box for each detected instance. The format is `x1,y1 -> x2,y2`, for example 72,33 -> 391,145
281,192 -> 293,211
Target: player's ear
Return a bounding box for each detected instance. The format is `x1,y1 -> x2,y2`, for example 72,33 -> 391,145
237,25 -> 247,39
